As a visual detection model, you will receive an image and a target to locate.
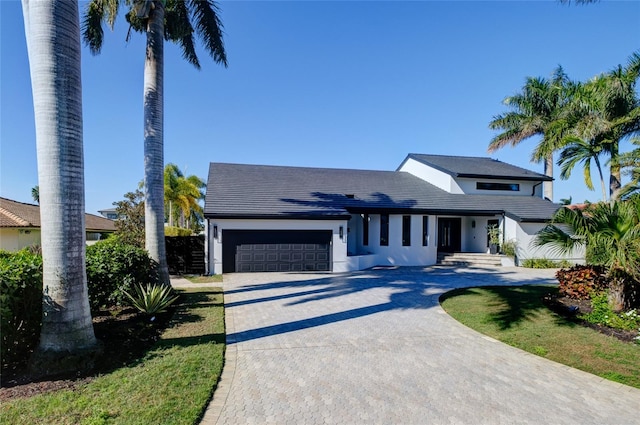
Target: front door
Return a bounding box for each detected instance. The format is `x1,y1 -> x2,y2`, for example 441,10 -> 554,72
438,218 -> 461,253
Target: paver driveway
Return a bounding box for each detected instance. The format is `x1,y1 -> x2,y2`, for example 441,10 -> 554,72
201,266 -> 639,425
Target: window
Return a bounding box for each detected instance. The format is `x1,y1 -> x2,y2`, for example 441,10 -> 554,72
380,214 -> 389,246
362,214 -> 369,246
476,182 -> 519,191
422,216 -> 429,246
402,216 -> 411,246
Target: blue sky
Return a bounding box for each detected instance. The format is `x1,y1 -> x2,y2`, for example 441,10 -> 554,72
2,1 -> 639,215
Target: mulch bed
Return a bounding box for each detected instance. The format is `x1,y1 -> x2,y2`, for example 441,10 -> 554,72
543,293 -> 638,343
0,306 -> 174,402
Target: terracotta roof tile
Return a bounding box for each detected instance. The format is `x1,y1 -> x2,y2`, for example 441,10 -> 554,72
0,197 -> 115,232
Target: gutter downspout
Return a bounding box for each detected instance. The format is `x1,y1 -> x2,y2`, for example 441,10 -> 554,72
532,181 -> 542,197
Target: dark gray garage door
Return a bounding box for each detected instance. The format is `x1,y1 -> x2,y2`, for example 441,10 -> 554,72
223,230 -> 332,273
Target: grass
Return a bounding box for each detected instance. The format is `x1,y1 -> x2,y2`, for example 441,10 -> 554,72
440,285 -> 640,389
0,288 -> 225,425
184,274 -> 223,284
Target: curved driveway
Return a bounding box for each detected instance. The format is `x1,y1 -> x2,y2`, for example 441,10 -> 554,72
201,266 -> 639,424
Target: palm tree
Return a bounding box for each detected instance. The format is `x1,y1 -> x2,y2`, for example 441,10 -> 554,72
31,185 -> 39,204
164,163 -> 205,229
164,163 -> 183,227
489,67 -> 573,201
567,52 -> 640,200
175,173 -> 205,228
534,199 -> 640,312
557,135 -> 608,201
618,138 -> 640,198
21,0 -> 100,376
82,0 -> 227,285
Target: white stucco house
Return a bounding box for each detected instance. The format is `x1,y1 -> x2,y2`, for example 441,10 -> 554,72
204,153 -> 582,274
0,197 -> 116,251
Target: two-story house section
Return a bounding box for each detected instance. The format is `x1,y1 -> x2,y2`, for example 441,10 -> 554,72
203,153 -> 582,275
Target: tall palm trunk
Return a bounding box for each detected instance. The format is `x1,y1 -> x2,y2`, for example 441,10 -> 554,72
543,154 -> 554,201
22,0 -> 100,376
609,141 -> 622,200
594,156 -> 607,201
143,1 -> 170,285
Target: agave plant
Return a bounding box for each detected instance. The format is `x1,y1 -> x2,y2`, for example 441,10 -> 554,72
124,283 -> 180,315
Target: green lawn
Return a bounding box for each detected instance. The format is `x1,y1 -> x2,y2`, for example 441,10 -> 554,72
184,274 -> 223,284
440,285 -> 640,389
0,288 -> 225,425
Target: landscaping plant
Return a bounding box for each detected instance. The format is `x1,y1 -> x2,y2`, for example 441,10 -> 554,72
534,198 -> 640,312
86,238 -> 159,311
124,283 -> 180,315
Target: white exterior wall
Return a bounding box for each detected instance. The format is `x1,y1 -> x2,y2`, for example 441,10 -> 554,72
0,228 -> 41,251
206,214 -> 440,275
457,216 -> 505,253
206,218 -> 348,275
515,222 -> 584,264
456,178 -> 540,196
362,214 -> 437,267
398,158 -> 462,193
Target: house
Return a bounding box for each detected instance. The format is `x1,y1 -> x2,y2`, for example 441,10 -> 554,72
0,197 -> 116,251
203,153 -> 582,274
98,208 -> 119,220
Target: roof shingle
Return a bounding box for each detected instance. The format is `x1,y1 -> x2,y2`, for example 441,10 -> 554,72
205,162 -> 560,222
403,153 -> 553,181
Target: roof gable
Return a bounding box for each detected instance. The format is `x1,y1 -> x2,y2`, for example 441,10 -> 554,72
403,153 -> 553,182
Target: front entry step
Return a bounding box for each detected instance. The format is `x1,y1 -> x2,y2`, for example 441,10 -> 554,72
437,252 -> 503,267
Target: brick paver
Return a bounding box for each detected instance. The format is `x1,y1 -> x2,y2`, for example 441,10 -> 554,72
198,266 -> 639,425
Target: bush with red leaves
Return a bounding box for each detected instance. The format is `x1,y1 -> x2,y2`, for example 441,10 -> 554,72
555,265 -> 608,300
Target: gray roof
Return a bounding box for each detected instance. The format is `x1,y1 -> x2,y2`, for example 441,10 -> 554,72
205,162 -> 560,222
401,153 -> 553,182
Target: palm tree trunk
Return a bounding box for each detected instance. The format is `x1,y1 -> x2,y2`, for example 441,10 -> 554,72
610,145 -> 622,200
143,1 -> 170,286
543,154 -> 554,201
22,0 -> 100,377
594,156 -> 607,202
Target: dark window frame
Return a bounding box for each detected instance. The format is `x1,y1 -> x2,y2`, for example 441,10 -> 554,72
363,214 -> 369,246
380,214 -> 389,246
476,182 -> 520,191
402,215 -> 411,246
422,216 -> 429,246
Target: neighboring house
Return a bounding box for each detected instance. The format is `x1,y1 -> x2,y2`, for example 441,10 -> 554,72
204,153 -> 583,274
98,208 -> 119,220
0,197 -> 116,251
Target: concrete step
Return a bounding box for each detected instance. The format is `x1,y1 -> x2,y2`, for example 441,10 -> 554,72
437,252 -> 503,267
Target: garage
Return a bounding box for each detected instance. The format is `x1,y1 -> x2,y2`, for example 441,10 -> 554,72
222,230 -> 332,273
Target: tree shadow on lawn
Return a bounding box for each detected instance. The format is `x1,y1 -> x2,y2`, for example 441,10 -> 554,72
440,285 -> 569,330
224,267 -> 558,344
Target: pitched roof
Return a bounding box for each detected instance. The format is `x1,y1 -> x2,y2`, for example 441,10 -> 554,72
402,153 -> 553,181
0,197 -> 116,232
205,162 -> 560,222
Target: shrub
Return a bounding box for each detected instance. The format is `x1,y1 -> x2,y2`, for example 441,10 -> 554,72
581,292 -> 640,332
521,258 -> 571,269
86,239 -> 159,311
165,226 -> 193,237
0,249 -> 43,369
555,265 -> 607,300
501,240 -> 517,258
124,283 -> 180,315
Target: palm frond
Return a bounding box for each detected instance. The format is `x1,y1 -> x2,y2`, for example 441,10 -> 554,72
188,0 -> 227,66
82,0 -> 107,54
531,224 -> 585,257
